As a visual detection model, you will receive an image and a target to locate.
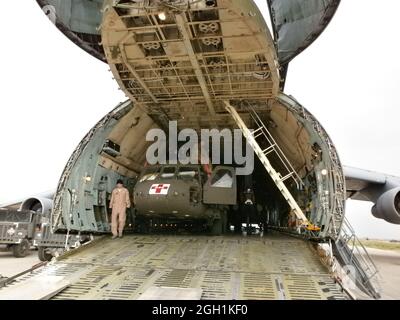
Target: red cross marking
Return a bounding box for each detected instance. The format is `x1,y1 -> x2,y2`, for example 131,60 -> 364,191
151,184 -> 169,194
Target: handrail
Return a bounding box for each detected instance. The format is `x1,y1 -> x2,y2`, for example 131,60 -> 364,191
335,217 -> 381,298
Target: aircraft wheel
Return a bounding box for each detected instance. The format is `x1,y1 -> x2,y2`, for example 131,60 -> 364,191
38,247 -> 53,262
12,239 -> 30,258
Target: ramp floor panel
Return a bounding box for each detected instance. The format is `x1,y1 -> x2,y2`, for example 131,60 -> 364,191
0,234 -> 348,300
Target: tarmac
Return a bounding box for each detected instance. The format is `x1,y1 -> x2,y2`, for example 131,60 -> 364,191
0,246 -> 40,278
363,247 -> 400,300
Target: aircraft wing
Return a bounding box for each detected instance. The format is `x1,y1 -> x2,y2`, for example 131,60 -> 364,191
344,166 -> 400,202
344,166 -> 400,224
344,166 -> 387,201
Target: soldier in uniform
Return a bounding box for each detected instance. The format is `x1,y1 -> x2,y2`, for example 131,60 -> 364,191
242,188 -> 256,235
109,179 -> 131,239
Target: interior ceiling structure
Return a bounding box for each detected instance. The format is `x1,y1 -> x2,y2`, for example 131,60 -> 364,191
101,0 -> 280,131
34,0 -> 335,179
98,0 -> 315,178
36,0 -> 341,89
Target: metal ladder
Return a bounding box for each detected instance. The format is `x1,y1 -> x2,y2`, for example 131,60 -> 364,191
333,217 -> 381,299
224,101 -> 312,227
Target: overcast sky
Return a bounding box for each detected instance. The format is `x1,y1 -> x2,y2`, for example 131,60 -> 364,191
0,1 -> 399,239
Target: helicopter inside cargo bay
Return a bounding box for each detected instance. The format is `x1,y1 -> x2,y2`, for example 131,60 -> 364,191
51,97 -> 341,240
47,0 -> 346,242
131,154 -> 319,236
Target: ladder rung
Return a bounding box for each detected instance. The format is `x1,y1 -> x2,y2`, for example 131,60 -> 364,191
263,144 -> 276,155
252,127 -> 263,135
281,172 -> 294,182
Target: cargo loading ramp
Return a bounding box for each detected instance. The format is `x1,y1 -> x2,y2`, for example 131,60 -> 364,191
0,234 -> 347,300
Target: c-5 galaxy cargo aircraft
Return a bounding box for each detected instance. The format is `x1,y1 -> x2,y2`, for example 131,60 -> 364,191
1,0 -> 399,300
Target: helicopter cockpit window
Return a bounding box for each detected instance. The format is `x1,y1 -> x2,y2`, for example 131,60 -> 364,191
160,166 -> 176,179
211,169 -> 233,188
139,167 -> 161,182
178,167 -> 199,181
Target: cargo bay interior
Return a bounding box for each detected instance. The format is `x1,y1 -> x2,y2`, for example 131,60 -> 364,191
52,95 -> 343,240
51,0 -> 346,240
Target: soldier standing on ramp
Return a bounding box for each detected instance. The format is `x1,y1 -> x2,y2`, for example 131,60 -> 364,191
109,179 -> 131,239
